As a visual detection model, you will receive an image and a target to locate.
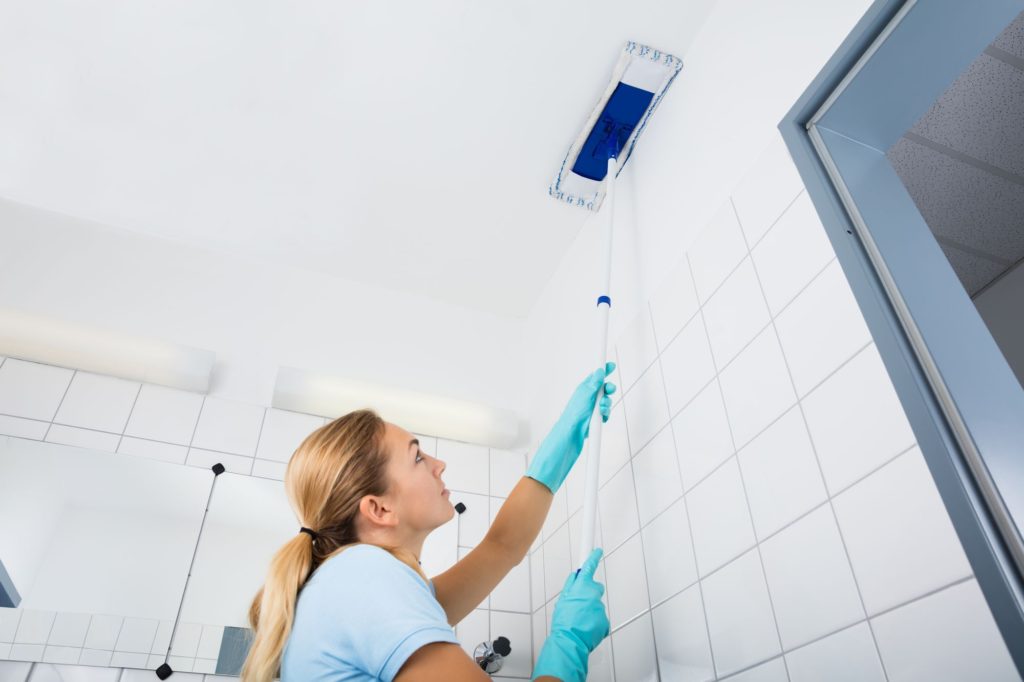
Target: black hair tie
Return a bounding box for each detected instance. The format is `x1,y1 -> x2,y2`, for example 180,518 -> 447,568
299,527 -> 318,540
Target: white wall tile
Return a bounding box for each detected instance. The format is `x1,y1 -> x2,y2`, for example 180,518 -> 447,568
489,611 -> 532,677
9,643 -> 44,661
531,606 -> 546,666
151,620 -> 173,655
420,512 -> 458,578
672,382 -> 734,490
751,191 -> 835,315
802,344 -> 916,494
41,646 -> 80,664
490,448 -> 525,499
652,584 -> 713,682
53,372 -> 139,433
255,408 -> 322,463
251,458 -> 286,480
631,427 -> 683,527
702,258 -> 771,369
124,384 -> 203,445
186,447 -> 252,475
688,458 -> 756,576
642,497 -> 698,606
540,486 -> 568,541
596,406 -> 630,489
611,612 -> 658,682
722,657 -> 788,682
871,579 -> 1018,682
78,649 -> 113,667
165,654 -> 194,672
775,260 -> 871,396
738,406 -> 828,539
196,625 -> 223,660
605,534 -> 650,630
83,615 -> 121,650
114,618 -> 158,654
436,439 -> 490,496
44,425 -> 120,451
718,327 -> 796,449
659,313 -> 716,416
650,256 -> 700,351
785,622 -> 885,682
616,309 -> 659,393
732,135 -> 805,247
33,662 -> 120,679
689,201 -> 749,303
193,658 -> 217,674
14,611 -> 54,645
0,608 -> 21,642
598,462 -> 639,553
542,524 -> 571,603
490,555 -> 531,613
760,506 -> 864,649
0,415 -> 49,440
117,436 -> 188,465
0,359 -> 73,421
702,549 -> 781,677
833,448 -> 972,616
455,609 -> 489,658
622,363 -> 670,454
455,491 -> 489,547
530,548 -> 545,613
191,397 -> 264,456
46,613 -> 90,648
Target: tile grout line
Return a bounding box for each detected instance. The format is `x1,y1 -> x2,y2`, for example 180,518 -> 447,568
659,253 -> 720,677
722,196 -> 791,680
619,302 -> 664,682
249,407 -> 270,476
115,384 -> 145,454
736,195 -> 890,682
41,370 -> 77,443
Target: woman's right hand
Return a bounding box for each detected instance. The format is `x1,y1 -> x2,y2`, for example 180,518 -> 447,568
531,548 -> 610,682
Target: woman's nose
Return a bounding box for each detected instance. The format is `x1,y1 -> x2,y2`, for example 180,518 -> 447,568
436,458 -> 446,475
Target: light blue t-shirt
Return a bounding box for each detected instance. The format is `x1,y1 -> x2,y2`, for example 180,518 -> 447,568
281,544 -> 460,681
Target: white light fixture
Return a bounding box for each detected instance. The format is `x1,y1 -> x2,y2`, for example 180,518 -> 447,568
273,366 -> 523,449
0,306 -> 216,393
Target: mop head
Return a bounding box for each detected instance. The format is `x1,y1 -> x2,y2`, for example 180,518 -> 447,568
549,41 -> 683,211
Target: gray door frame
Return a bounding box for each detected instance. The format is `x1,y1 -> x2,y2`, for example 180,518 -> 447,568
779,0 -> 1024,673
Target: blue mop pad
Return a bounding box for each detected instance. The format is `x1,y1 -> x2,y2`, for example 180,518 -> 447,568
549,41 -> 683,211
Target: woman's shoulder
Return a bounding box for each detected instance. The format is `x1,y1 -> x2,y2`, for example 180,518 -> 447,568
309,543 -> 428,590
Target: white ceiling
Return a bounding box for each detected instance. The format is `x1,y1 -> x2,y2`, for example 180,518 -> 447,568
887,11 -> 1024,298
0,1 -> 716,317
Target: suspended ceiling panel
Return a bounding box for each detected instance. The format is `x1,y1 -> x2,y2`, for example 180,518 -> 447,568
0,1 -> 716,317
887,11 -> 1024,298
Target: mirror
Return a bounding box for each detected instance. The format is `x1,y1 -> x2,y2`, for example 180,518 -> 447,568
171,473 -> 295,675
0,436 -> 211,670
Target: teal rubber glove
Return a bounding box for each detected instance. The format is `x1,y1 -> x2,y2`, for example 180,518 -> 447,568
532,548 -> 610,682
525,362 -> 617,494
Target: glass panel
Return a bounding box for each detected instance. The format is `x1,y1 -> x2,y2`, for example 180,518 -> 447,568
0,436 -> 211,669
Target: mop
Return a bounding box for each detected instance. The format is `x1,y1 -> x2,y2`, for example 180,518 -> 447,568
550,41 -> 683,573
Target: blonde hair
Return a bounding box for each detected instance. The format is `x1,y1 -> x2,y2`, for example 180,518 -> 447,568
240,409 -> 428,682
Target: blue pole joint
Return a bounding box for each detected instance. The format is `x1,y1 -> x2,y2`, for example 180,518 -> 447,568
597,295 -> 612,307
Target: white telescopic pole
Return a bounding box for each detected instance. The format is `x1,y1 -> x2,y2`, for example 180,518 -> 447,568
577,155 -> 616,571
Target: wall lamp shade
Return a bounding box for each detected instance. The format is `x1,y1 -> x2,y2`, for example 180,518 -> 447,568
0,307 -> 216,393
273,366 -> 523,449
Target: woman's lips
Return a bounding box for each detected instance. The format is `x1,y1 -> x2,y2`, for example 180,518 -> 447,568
442,488 -> 450,496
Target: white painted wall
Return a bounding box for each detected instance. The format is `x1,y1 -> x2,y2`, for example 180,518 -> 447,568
0,197 -> 527,430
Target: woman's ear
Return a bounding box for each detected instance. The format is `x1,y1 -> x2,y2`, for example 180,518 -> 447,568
358,494 -> 398,528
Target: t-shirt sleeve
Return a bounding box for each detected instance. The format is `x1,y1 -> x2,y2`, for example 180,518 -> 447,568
317,545 -> 460,681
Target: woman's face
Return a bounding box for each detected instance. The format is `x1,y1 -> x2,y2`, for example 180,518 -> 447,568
382,421 -> 456,531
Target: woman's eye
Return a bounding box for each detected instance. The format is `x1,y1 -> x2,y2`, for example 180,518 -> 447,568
416,452 -> 424,463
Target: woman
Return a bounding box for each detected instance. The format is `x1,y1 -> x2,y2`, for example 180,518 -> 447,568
241,363 -> 617,682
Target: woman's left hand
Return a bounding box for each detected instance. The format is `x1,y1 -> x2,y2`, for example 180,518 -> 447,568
525,362 -> 617,494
